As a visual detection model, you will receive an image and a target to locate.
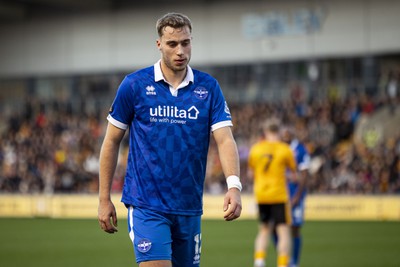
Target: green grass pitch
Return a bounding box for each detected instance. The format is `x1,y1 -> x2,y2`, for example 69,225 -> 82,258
1,218 -> 400,267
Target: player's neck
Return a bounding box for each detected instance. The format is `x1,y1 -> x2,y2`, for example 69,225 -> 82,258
160,62 -> 187,89
265,133 -> 280,142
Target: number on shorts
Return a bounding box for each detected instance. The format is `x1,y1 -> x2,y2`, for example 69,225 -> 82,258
193,233 -> 202,262
194,233 -> 202,255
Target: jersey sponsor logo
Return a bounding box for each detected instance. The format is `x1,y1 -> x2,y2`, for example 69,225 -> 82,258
193,87 -> 208,100
137,238 -> 152,253
149,105 -> 199,125
150,105 -> 199,119
146,85 -> 156,95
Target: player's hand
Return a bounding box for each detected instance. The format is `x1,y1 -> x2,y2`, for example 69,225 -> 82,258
223,188 -> 242,221
98,199 -> 118,234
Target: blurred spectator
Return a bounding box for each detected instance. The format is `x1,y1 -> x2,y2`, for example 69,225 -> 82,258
385,71 -> 399,114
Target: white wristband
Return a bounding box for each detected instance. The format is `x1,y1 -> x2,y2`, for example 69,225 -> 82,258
226,175 -> 242,191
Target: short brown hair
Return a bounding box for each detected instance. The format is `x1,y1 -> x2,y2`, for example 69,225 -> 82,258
262,118 -> 281,133
156,12 -> 192,37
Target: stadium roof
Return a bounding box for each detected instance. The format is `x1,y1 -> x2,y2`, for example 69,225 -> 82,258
0,0 -> 237,24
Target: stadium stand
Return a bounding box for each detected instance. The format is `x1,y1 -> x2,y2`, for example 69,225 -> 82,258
0,66 -> 399,195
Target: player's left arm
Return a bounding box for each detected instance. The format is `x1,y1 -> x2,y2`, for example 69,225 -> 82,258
292,169 -> 307,207
286,148 -> 301,206
213,126 -> 242,221
291,150 -> 310,207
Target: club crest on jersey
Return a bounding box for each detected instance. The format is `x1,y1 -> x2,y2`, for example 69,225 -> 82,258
137,238 -> 152,253
146,85 -> 156,95
194,87 -> 208,100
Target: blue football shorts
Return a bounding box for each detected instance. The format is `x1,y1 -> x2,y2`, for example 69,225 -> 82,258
289,183 -> 306,227
291,196 -> 305,227
127,206 -> 202,266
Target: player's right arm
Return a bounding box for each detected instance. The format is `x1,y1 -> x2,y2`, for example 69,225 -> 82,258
98,122 -> 126,234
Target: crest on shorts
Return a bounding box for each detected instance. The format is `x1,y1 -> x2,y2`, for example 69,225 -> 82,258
137,238 -> 152,253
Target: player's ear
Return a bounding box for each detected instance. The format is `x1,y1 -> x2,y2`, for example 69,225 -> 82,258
156,39 -> 161,50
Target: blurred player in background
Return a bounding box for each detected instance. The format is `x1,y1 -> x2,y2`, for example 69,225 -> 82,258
281,126 -> 310,267
97,12 -> 242,267
248,119 -> 297,267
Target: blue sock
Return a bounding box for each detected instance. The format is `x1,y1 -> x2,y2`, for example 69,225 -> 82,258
292,236 -> 302,266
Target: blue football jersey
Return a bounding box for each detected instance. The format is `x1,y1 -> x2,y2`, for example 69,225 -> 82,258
288,139 -> 310,199
108,61 -> 232,216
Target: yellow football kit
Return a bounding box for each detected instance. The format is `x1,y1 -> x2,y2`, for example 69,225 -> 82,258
249,140 -> 297,204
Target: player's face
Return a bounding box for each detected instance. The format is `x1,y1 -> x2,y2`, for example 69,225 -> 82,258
157,26 -> 192,73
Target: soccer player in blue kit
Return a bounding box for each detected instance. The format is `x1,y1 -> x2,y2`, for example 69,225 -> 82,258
97,12 -> 242,267
281,127 -> 310,267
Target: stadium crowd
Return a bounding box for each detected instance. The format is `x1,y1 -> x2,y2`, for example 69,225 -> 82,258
0,84 -> 399,195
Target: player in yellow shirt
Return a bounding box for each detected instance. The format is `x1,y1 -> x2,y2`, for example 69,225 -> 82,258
248,119 -> 297,267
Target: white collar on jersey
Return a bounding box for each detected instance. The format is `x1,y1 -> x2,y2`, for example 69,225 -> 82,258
154,60 -> 194,97
154,60 -> 194,85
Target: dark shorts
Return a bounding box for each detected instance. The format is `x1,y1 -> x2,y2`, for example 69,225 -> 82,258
257,203 -> 291,225
127,206 -> 201,266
